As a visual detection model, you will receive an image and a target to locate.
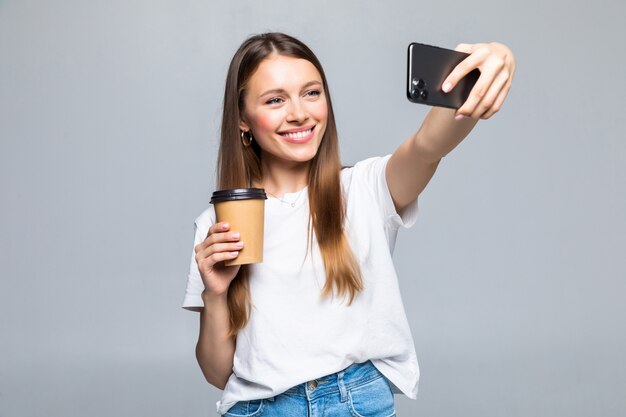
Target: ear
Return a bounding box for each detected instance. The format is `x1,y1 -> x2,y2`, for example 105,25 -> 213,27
239,118 -> 250,132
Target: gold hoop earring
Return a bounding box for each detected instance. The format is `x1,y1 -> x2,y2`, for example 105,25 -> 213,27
240,130 -> 253,147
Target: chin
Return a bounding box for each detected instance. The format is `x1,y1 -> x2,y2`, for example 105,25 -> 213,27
287,154 -> 317,164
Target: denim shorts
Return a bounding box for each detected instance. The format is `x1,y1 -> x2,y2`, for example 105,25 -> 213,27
223,360 -> 396,417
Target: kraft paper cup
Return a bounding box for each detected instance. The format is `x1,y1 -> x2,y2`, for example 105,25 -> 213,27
210,188 -> 267,266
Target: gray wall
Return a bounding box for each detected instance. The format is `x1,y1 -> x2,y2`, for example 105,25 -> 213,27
1,0 -> 625,416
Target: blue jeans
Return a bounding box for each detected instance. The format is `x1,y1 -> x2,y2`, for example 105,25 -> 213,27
223,360 -> 396,417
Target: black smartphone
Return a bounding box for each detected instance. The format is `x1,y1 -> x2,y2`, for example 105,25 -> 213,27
407,42 -> 480,109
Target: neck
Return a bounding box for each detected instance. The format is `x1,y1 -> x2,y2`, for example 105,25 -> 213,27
258,155 -> 310,197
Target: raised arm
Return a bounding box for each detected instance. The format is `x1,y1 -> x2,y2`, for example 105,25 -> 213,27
386,42 -> 515,212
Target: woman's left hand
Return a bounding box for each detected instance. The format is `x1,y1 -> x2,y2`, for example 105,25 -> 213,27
442,42 -> 516,120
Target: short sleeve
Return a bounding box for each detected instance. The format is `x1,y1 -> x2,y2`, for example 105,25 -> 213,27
347,154 -> 418,230
377,154 -> 418,229
182,208 -> 215,311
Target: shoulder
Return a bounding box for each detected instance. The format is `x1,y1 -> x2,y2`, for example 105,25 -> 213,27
341,155 -> 392,188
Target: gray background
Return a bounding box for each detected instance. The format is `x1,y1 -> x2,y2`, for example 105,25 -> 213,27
1,0 -> 624,416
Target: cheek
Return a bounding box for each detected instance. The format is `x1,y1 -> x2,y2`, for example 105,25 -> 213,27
250,111 -> 282,134
312,99 -> 329,123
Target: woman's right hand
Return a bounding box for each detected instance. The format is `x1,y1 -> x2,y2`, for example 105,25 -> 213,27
194,222 -> 243,297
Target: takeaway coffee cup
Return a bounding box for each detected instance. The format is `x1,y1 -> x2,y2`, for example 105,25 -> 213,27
210,188 -> 267,266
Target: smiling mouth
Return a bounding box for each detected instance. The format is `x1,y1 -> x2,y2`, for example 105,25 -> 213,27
279,126 -> 314,139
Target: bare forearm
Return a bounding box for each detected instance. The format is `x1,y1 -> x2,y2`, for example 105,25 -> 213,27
414,107 -> 479,163
196,292 -> 235,390
386,107 -> 479,210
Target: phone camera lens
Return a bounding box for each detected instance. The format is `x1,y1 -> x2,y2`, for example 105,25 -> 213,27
412,78 -> 426,89
420,90 -> 428,100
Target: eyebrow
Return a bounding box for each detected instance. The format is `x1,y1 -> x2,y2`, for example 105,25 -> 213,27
259,80 -> 322,98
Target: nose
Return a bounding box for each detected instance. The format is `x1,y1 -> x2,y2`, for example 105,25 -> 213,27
286,99 -> 309,123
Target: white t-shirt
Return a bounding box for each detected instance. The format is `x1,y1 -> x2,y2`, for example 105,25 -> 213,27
183,155 -> 420,415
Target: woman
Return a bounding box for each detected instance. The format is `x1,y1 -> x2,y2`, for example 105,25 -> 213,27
183,32 -> 515,416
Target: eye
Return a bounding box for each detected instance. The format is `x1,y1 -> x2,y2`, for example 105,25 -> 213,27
305,89 -> 322,98
265,97 -> 283,105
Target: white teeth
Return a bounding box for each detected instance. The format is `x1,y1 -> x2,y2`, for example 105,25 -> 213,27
282,128 -> 312,139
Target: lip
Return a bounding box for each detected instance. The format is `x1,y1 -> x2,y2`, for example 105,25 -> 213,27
278,125 -> 316,143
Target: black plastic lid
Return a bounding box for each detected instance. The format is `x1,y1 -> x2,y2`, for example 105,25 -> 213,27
210,188 -> 267,204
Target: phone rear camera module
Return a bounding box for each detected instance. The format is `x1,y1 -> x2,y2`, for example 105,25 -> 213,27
412,78 -> 426,89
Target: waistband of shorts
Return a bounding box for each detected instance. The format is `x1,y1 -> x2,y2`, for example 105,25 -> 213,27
280,360 -> 383,399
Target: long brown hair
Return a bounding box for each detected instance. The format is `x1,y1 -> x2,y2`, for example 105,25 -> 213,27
218,33 -> 362,338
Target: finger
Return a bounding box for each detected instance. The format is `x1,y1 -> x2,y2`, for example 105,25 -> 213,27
475,73 -> 511,119
207,230 -> 241,246
456,57 -> 506,116
481,79 -> 513,119
196,222 -> 230,252
207,222 -> 230,238
207,251 -> 240,267
442,45 -> 489,93
195,228 -> 240,253
197,241 -> 244,262
469,68 -> 510,119
454,43 -> 478,54
503,51 -> 516,80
